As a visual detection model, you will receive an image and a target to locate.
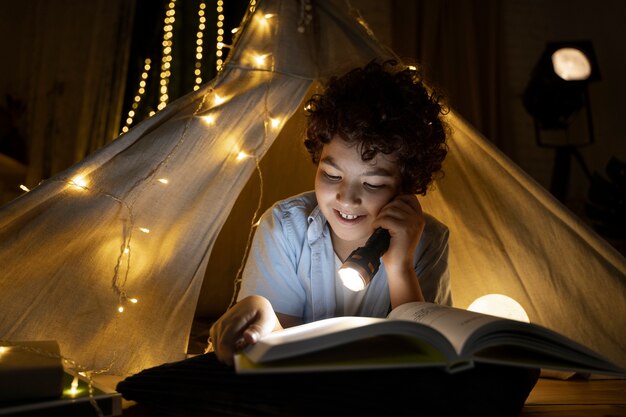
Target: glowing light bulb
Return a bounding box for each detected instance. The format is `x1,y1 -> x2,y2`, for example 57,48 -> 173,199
123,247 -> 130,254
129,298 -> 138,304
157,178 -> 169,184
254,54 -> 268,66
214,94 -> 226,105
467,294 -> 530,323
269,117 -> 280,129
236,151 -> 250,161
118,306 -> 124,313
202,114 -> 216,125
139,227 -> 150,234
19,184 -> 30,192
0,346 -> 9,356
70,176 -> 88,189
69,376 -> 79,396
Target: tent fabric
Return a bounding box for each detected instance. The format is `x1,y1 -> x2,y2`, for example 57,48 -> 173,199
0,0 -> 624,378
420,112 -> 626,369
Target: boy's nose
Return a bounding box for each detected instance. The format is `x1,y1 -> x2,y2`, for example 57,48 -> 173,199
336,184 -> 361,206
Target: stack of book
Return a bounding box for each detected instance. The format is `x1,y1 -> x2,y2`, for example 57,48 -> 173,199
0,340 -> 121,417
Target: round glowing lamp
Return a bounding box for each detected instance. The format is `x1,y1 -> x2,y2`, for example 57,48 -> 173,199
467,294 -> 530,323
551,48 -> 592,81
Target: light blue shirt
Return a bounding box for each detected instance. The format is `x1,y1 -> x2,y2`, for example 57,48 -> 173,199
237,191 -> 452,322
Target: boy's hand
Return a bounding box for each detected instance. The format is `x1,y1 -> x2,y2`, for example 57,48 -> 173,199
373,194 -> 425,277
208,295 -> 281,366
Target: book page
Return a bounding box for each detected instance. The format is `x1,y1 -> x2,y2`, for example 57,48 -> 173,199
236,334 -> 450,374
388,302 -> 503,355
256,316 -> 385,347
244,316 -> 389,363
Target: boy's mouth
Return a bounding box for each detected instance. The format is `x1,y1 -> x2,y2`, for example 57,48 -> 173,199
336,210 -> 362,222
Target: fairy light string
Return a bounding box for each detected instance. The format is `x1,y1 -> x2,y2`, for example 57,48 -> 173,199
158,1 -> 176,111
194,1 -> 207,91
228,2 -> 281,307
120,58 -> 152,135
14,0 -> 286,334
11,1 -> 283,407
55,0 -> 269,315
228,155 -> 264,308
215,0 -> 225,71
49,174 -> 140,313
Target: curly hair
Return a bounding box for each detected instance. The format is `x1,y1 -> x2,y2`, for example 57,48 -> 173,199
304,60 -> 449,195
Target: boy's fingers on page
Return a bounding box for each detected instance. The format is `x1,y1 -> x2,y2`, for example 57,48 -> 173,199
243,327 -> 260,344
208,295 -> 276,365
243,317 -> 274,344
242,303 -> 278,344
234,337 -> 248,351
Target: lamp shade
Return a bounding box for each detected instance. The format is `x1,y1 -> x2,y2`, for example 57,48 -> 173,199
522,41 -> 600,130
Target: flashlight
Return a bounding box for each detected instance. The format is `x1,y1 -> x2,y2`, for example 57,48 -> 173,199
338,228 -> 391,291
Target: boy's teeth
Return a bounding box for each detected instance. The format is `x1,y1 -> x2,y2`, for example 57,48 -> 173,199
340,212 -> 358,220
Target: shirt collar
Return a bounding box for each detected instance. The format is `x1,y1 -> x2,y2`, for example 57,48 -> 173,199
307,205 -> 328,244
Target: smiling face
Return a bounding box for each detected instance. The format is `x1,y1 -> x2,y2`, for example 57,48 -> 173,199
314,136 -> 402,257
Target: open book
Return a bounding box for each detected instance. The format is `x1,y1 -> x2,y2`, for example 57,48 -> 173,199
234,302 -> 626,376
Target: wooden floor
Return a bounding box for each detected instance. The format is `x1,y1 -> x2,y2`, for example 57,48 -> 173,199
521,377 -> 626,416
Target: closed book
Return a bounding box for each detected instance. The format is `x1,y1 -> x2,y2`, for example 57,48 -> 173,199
0,371 -> 122,417
0,341 -> 63,402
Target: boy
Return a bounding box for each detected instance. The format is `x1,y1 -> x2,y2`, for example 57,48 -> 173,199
210,59 -> 450,365
119,61 -> 538,417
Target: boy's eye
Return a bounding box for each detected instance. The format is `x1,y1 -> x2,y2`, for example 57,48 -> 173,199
364,182 -> 385,190
323,172 -> 341,181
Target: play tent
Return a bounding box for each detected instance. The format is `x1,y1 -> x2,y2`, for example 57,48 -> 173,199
1,0 -> 624,378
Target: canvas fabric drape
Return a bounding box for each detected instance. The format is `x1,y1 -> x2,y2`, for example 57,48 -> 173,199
0,0 -> 391,376
0,0 -> 624,378
420,112 -> 626,370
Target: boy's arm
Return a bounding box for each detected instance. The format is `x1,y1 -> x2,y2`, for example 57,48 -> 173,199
386,263 -> 425,308
209,295 -> 303,365
374,194 -> 426,309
